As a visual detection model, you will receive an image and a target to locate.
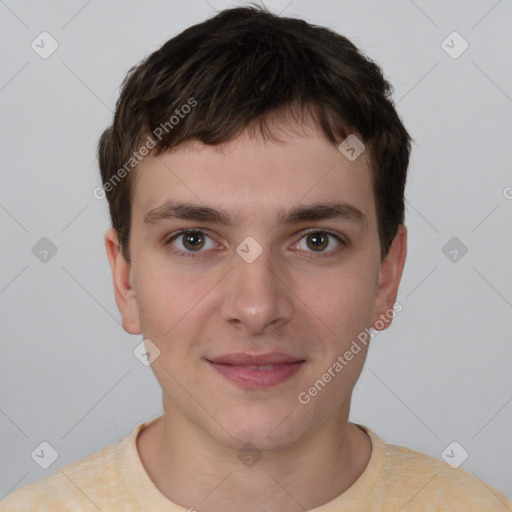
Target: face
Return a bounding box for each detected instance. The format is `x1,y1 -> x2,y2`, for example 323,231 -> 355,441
106,120 -> 407,451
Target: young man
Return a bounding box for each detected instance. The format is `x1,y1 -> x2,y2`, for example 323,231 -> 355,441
2,5 -> 510,511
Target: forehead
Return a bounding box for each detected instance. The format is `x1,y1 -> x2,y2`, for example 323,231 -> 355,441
131,124 -> 376,228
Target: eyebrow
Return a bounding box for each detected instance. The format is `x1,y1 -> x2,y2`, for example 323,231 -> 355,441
144,200 -> 368,229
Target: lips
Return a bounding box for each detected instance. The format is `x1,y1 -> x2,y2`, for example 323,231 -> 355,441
207,352 -> 304,366
206,352 -> 305,388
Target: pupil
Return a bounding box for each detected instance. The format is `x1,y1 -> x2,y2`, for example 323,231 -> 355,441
308,233 -> 327,251
184,232 -> 204,250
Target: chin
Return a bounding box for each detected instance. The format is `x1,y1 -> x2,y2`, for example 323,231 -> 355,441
216,406 -> 305,451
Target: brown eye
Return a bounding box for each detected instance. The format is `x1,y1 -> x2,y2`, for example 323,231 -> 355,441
167,230 -> 216,257
306,232 -> 329,252
296,230 -> 345,255
182,231 -> 205,251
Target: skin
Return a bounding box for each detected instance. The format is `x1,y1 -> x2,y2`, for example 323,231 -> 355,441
105,118 -> 407,512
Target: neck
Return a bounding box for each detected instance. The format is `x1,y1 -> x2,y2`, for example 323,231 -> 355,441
137,405 -> 372,512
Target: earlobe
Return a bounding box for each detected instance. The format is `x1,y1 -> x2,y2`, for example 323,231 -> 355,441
104,228 -> 142,335
371,224 -> 407,331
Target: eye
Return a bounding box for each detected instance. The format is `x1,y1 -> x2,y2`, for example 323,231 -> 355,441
165,229 -> 346,259
166,230 -> 217,257
295,230 -> 346,255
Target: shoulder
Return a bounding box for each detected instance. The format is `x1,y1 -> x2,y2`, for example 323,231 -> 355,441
0,440 -> 121,512
380,437 -> 511,510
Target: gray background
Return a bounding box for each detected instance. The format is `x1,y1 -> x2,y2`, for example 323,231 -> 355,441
1,0 -> 511,503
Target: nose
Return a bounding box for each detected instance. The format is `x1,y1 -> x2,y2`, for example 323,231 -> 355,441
220,242 -> 294,335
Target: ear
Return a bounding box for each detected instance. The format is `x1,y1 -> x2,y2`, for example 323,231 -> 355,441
371,224 -> 407,331
104,228 -> 141,335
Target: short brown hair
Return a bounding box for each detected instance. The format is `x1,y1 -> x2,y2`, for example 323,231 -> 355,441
98,4 -> 412,262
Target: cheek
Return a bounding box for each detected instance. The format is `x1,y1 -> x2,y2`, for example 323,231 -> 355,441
296,262 -> 377,340
134,258 -> 216,338
134,266 -> 207,389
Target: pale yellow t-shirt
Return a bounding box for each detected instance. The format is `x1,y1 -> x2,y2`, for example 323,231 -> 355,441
1,418 -> 510,511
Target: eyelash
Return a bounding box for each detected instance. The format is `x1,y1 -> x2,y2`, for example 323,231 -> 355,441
164,229 -> 347,259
